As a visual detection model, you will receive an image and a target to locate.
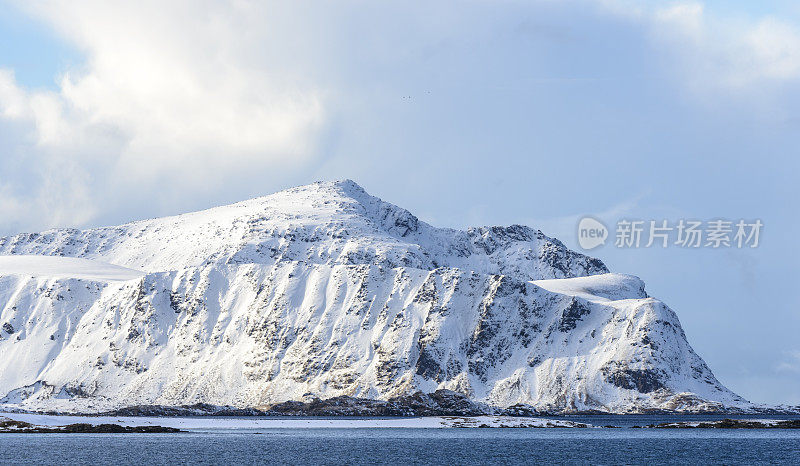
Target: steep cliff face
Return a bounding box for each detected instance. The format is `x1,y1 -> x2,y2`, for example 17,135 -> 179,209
0,180 -> 747,413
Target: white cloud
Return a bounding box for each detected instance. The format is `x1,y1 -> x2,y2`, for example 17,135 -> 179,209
0,0 -> 325,231
776,350 -> 800,374
643,1 -> 800,89
0,70 -> 29,119
743,18 -> 800,81
654,2 -> 704,30
24,1 -> 324,162
0,0 -> 799,233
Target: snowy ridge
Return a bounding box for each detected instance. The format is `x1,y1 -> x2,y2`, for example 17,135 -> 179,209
0,180 -> 749,413
0,180 -> 605,280
0,255 -> 144,282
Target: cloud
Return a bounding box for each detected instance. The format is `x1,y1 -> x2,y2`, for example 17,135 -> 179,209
22,1 -> 324,160
776,350 -> 800,374
592,0 -> 800,90
743,18 -> 800,82
645,2 -> 800,89
0,0 -> 325,231
0,0 -> 799,234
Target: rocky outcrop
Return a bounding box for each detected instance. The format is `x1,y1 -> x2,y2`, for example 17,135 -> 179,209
0,417 -> 181,433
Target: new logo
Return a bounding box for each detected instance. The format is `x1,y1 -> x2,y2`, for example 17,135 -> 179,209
577,217 -> 608,250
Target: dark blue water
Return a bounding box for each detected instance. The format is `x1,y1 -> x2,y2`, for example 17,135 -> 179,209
1,416 -> 799,465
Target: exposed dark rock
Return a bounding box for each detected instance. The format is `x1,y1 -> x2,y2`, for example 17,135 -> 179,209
558,299 -> 591,332
647,419 -> 800,429
0,417 -> 182,433
0,418 -> 33,429
100,403 -> 267,417
602,363 -> 665,394
415,347 -> 444,381
265,389 -> 486,417
501,404 -> 544,417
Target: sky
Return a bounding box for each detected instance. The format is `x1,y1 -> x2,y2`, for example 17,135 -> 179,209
0,0 -> 798,405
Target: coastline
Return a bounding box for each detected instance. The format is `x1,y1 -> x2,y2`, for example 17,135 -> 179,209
1,413 -> 593,430
4,411 -> 800,432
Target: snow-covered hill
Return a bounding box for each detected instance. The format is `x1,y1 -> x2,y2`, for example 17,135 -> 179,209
0,180 -> 749,413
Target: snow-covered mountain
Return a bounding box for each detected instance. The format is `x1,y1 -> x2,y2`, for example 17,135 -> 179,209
0,180 -> 749,413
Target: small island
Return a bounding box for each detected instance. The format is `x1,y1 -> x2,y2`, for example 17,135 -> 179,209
0,417 -> 182,433
646,419 -> 800,429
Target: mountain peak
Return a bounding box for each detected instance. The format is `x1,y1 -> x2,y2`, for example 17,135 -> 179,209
279,179 -> 368,202
0,179 -> 606,280
327,178 -> 366,192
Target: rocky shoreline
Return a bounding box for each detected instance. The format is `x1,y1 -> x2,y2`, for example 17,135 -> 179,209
3,412 -> 800,431
645,419 -> 800,429
15,389 -> 792,419
0,417 -> 182,433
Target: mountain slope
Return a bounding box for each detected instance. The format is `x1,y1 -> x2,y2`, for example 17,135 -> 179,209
0,180 -> 748,413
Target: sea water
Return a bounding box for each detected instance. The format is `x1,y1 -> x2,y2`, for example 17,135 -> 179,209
1,415 -> 799,465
